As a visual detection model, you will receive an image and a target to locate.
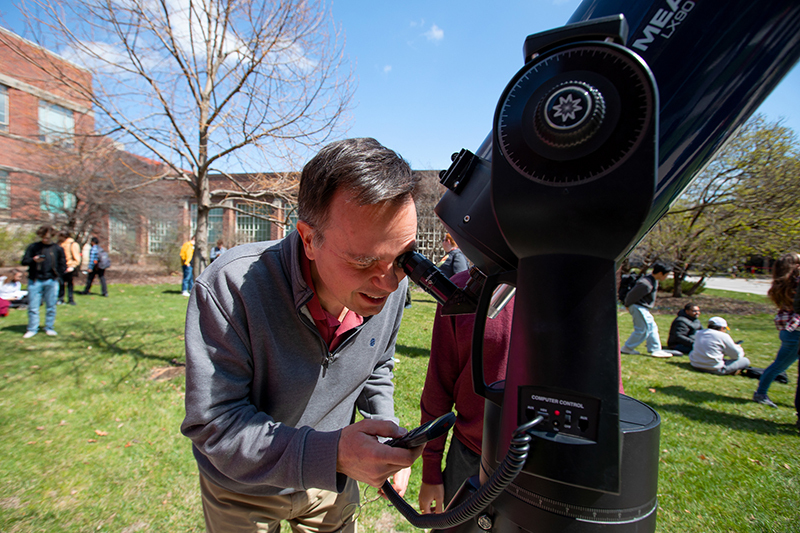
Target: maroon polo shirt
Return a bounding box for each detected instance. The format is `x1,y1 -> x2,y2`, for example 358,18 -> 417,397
300,247 -> 363,352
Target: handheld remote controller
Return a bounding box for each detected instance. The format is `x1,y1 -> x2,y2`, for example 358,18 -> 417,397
385,412 -> 456,449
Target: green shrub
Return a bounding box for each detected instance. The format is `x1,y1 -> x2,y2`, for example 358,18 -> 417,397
0,226 -> 36,267
151,228 -> 187,275
659,278 -> 706,295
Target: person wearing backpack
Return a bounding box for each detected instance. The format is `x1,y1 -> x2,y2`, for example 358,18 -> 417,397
21,225 -> 66,337
57,230 -> 81,306
621,263 -> 673,358
81,237 -> 109,297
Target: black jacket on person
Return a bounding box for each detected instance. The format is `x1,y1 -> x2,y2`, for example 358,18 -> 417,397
668,309 -> 702,348
21,242 -> 66,282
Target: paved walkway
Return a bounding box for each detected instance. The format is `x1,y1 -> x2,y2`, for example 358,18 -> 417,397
686,276 -> 770,296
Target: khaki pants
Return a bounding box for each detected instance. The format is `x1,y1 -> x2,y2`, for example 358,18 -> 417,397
199,472 -> 359,533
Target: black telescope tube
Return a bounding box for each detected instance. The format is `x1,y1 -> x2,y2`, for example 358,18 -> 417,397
397,251 -> 459,306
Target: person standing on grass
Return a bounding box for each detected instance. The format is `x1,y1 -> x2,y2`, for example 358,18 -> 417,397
689,316 -> 750,375
418,270 -> 514,513
81,237 -> 109,297
180,236 -> 195,297
753,252 -> 800,408
57,230 -> 81,306
621,262 -> 674,358
181,138 -> 423,532
81,237 -> 108,297
21,225 -> 66,338
80,238 -> 92,274
436,233 -> 469,279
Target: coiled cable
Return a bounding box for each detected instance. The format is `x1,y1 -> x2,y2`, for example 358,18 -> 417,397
381,415 -> 544,529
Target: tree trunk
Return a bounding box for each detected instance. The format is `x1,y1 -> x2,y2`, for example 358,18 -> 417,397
193,168 -> 211,277
672,268 -> 686,297
685,276 -> 706,296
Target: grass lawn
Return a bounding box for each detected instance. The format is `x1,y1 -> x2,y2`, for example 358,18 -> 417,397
0,284 -> 798,532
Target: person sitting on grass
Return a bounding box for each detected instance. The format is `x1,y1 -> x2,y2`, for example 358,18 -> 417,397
667,303 -> 702,354
0,269 -> 26,317
0,268 -> 28,308
689,316 -> 750,375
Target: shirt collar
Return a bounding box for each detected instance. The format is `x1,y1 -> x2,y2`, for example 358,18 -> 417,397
299,244 -> 363,349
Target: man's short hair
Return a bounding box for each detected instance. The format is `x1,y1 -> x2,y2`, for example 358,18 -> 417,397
297,138 -> 417,240
652,263 -> 671,275
683,302 -> 698,312
36,225 -> 54,238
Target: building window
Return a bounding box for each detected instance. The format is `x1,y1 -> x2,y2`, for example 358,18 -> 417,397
190,205 -> 224,244
40,189 -> 76,214
284,203 -> 299,235
0,170 -> 8,209
236,203 -> 272,243
39,101 -> 74,143
110,213 -> 137,254
148,219 -> 175,254
0,85 -> 8,132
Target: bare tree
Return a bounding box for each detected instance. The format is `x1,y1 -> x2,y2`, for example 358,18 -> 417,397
14,0 -> 354,274
411,170 -> 448,260
24,134 -> 171,248
637,116 -> 800,296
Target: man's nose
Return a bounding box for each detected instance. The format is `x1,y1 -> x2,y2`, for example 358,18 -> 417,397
373,262 -> 405,293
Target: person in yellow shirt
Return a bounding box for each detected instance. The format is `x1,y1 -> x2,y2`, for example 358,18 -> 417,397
180,236 -> 195,296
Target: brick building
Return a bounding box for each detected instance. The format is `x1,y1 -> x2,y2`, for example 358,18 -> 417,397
0,25 -> 95,226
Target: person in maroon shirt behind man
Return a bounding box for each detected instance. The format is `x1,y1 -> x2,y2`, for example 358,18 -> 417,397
418,270 -> 625,513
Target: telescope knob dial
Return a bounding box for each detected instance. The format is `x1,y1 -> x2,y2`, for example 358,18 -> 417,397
494,42 -> 655,185
534,81 -> 605,149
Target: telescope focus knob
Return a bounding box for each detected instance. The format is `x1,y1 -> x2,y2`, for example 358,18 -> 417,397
534,81 -> 605,149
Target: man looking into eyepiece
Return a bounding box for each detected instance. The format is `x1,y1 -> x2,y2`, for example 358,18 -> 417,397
181,138 -> 423,532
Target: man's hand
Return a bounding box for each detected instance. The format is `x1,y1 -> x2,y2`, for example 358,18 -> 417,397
387,466 -> 412,497
419,482 -> 444,514
337,419 -> 423,487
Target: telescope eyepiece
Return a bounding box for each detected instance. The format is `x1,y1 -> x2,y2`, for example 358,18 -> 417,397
397,251 -> 459,306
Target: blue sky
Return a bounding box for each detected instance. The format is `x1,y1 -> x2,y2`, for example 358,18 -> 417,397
330,0 -> 591,169
2,0 -> 798,171
330,0 -> 800,170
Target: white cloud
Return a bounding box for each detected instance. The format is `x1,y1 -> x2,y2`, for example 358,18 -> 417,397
425,24 -> 444,42
383,65 -> 392,74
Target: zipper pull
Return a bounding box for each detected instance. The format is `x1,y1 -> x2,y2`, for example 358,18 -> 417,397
322,352 -> 334,376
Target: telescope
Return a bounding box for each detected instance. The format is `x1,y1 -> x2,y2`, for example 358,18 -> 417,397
384,0 -> 800,531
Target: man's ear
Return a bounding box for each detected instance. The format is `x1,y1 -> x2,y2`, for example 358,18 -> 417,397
296,221 -> 317,261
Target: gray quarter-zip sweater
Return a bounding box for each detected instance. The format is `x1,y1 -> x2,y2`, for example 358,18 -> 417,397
181,231 -> 406,496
